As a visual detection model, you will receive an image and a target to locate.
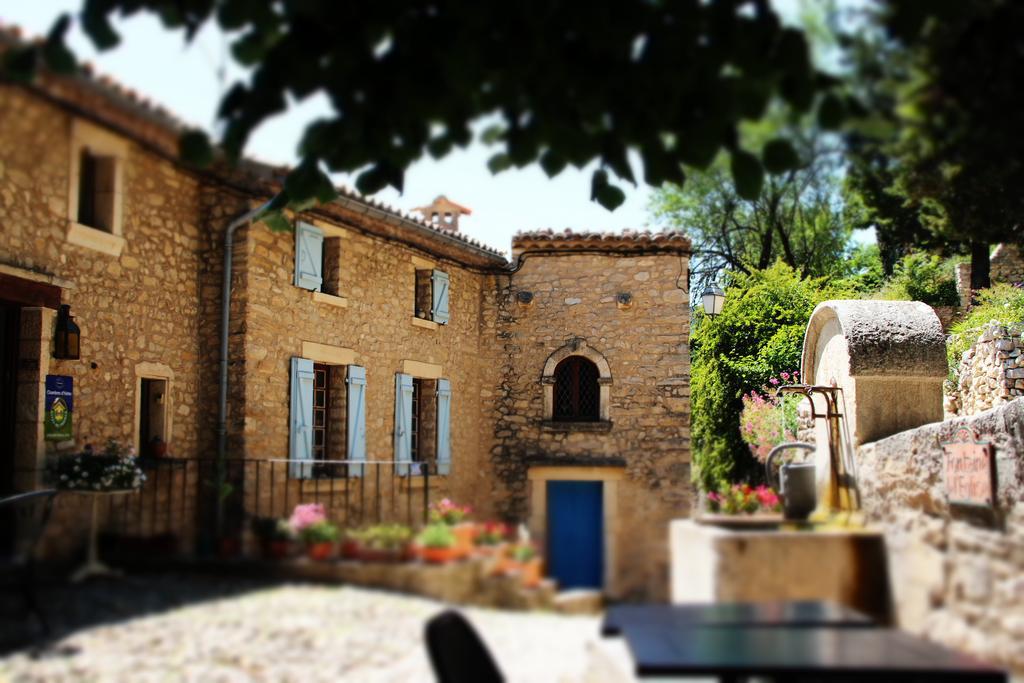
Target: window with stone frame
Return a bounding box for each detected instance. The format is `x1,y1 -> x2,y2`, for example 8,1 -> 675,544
553,356 -> 601,422
311,363 -> 348,478
77,149 -> 118,233
320,236 -> 342,296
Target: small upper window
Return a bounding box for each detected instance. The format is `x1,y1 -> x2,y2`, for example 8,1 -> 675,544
414,268 -> 450,324
77,149 -> 117,232
553,356 -> 600,421
321,236 -> 342,296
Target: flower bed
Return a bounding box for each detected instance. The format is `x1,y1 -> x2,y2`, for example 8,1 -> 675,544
252,501 -> 548,591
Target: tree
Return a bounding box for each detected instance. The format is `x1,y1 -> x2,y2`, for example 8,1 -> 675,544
690,262 -> 836,490
650,114 -> 851,293
844,1 -> 1024,289
3,1 -> 840,220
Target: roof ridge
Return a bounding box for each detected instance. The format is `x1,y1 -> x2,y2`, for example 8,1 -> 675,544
0,20 -> 506,260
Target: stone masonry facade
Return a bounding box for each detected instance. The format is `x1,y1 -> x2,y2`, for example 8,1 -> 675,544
0,37 -> 692,599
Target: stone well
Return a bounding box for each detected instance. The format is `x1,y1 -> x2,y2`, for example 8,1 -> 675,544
801,300 -> 948,505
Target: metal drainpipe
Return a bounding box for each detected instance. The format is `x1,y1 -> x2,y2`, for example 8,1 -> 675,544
215,202 -> 271,540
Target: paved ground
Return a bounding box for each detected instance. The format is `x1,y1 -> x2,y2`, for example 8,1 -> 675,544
0,573 -> 603,682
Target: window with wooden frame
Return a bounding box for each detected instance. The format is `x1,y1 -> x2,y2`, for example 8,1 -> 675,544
553,356 -> 601,422
309,363 -> 347,478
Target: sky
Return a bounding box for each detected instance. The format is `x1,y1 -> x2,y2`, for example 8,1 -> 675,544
3,1 -> 868,257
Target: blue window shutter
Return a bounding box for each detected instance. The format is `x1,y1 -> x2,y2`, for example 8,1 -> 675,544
289,357 -> 315,478
394,373 -> 413,475
436,378 -> 452,475
431,269 -> 450,324
294,222 -> 323,291
347,365 -> 367,477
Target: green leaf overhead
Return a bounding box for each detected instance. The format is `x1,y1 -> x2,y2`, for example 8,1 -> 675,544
13,1 -> 837,210
730,150 -> 764,200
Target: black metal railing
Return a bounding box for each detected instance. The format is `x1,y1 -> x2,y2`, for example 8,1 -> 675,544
9,457 -> 437,560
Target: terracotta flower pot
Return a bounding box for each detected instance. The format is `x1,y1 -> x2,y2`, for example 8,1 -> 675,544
520,557 -> 543,588
420,545 -> 459,564
306,541 -> 335,561
452,522 -> 478,558
261,539 -> 291,560
340,539 -> 361,560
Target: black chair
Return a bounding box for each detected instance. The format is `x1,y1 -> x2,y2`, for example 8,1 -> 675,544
425,610 -> 504,683
0,489 -> 58,636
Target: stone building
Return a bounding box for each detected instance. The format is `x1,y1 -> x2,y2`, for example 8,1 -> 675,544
0,27 -> 691,599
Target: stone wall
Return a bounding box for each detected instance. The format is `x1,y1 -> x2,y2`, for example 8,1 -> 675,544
491,250 -> 692,599
947,322 -> 1024,416
992,243 -> 1024,286
232,208 -> 500,523
0,85 -> 211,558
857,398 -> 1024,673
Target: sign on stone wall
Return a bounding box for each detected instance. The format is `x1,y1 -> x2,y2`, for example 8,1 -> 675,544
941,427 -> 996,507
44,374 -> 73,441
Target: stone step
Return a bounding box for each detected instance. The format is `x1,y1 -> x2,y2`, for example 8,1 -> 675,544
553,588 -> 604,615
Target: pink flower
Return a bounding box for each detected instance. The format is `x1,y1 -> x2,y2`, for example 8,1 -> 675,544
780,372 -> 790,381
289,503 -> 326,532
769,378 -> 779,385
793,371 -> 799,378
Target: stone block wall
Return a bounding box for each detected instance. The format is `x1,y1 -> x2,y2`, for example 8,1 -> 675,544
491,250 -> 692,599
947,322 -> 1024,416
857,398 -> 1024,674
991,243 -> 1024,286
232,206 -> 499,521
0,85 -> 211,560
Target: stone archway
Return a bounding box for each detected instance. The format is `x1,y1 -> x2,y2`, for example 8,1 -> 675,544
541,338 -> 612,421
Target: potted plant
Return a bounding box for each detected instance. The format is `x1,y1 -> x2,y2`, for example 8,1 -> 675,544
416,523 -> 459,564
340,528 -> 364,560
473,521 -> 510,556
50,439 -> 146,492
509,543 -> 543,588
251,517 -> 294,559
429,498 -> 475,555
358,523 -> 414,563
300,521 -> 340,560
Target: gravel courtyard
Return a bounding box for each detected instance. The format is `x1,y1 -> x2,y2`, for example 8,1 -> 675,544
0,573 -> 603,682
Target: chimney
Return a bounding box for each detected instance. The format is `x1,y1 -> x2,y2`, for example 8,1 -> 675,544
413,195 -> 472,233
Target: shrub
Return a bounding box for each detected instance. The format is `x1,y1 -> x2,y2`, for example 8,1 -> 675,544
738,373 -> 803,462
877,252 -> 961,306
947,283 -> 1024,381
691,262 -> 834,491
359,523 -> 413,550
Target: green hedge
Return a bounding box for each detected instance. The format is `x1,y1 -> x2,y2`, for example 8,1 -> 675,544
691,262 -> 839,492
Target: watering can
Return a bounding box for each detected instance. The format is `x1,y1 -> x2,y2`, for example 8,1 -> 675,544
765,442 -> 816,521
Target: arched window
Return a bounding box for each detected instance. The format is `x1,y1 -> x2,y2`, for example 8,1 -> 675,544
553,356 -> 600,421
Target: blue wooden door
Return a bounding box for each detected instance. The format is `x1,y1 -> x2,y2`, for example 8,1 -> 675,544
547,480 -> 604,589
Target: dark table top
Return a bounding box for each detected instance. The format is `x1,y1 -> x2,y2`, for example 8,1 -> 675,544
621,624 -> 1007,681
602,601 -> 875,636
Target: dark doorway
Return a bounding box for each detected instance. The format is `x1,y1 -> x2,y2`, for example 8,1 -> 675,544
0,304 -> 20,552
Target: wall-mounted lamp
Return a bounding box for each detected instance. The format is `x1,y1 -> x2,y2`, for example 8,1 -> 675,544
54,304 -> 81,360
701,283 -> 726,318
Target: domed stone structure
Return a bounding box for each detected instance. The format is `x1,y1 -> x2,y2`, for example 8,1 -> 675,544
801,300 -> 948,504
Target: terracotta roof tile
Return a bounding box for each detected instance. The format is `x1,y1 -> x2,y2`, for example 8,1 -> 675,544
513,228 -> 691,253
